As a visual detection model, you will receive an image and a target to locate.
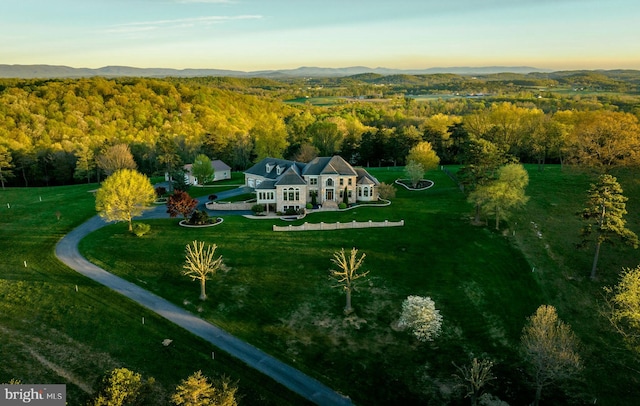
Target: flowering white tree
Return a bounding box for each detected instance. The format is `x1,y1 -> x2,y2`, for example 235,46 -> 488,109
398,295 -> 443,342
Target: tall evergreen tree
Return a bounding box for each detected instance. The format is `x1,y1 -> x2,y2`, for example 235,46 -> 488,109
579,174 -> 639,279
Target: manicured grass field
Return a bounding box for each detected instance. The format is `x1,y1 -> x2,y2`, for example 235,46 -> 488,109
5,165 -> 639,405
79,168 -> 554,405
0,184 -> 309,405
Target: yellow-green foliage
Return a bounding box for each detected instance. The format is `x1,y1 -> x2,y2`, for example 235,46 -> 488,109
95,169 -> 156,231
605,266 -> 640,352
407,141 -> 440,172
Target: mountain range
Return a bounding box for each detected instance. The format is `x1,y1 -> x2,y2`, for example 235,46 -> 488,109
0,64 -> 552,79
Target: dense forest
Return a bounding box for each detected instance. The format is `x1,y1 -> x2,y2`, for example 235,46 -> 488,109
1,71 -> 639,187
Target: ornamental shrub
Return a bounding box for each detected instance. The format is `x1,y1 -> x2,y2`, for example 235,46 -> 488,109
188,210 -> 210,225
131,223 -> 151,237
251,204 -> 264,215
285,207 -> 297,215
155,186 -> 167,197
338,202 -> 347,210
398,295 -> 443,342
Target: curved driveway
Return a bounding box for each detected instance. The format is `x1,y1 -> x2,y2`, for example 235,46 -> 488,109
55,188 -> 352,406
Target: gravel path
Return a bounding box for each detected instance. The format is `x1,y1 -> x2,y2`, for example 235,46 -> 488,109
54,187 -> 352,406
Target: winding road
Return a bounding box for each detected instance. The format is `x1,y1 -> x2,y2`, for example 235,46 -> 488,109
54,188 -> 352,406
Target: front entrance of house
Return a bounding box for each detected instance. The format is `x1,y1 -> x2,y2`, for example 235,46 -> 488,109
326,189 -> 334,201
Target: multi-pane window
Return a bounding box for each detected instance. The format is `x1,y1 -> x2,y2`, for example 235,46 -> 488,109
348,178 -> 352,186
340,178 -> 344,186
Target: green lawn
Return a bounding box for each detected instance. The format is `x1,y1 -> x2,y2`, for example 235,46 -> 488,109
0,184 -> 309,405
79,168 -> 554,405
6,165 -> 639,405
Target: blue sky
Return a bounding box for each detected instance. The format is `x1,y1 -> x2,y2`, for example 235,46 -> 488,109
2,0 -> 639,71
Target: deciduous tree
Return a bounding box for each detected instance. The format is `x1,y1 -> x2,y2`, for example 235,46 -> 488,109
156,136 -> 182,192
73,142 -> 95,183
191,154 -> 214,185
95,169 -> 156,232
404,160 -> 424,188
0,144 -> 15,189
183,241 -> 225,301
329,248 -> 369,314
377,182 -> 396,200
567,110 -> 640,169
90,367 -> 158,406
292,143 -> 319,163
167,190 -> 198,219
604,265 -> 640,352
521,305 -> 581,406
579,174 -> 639,279
172,371 -> 238,406
398,295 -> 443,342
406,141 -> 440,172
453,358 -> 496,406
468,163 -> 529,230
96,144 -> 137,177
309,120 -> 342,156
251,114 -> 288,160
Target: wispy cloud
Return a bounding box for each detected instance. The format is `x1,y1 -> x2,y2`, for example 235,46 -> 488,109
106,14 -> 262,34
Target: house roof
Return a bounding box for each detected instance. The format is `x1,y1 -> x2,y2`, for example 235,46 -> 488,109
302,155 -> 358,177
245,156 -> 378,188
183,159 -> 230,172
244,157 -> 304,180
212,160 -> 231,171
275,166 -> 307,186
255,180 -> 276,190
355,168 -> 380,186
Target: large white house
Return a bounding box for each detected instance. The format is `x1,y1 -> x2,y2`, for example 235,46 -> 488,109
244,156 -> 379,213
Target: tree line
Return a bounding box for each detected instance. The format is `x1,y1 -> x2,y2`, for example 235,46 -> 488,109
1,77 -> 639,188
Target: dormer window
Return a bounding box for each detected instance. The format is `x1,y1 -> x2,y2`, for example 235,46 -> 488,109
276,165 -> 283,175
266,163 -> 273,173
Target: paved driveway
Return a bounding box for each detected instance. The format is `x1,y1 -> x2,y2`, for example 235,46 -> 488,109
55,187 -> 352,406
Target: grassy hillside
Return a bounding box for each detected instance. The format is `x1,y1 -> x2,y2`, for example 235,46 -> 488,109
80,168 -> 550,405
4,165 -> 639,405
0,185 -> 308,405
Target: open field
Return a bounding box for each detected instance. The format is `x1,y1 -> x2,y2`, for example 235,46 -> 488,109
77,165 -> 640,405
3,165 -> 639,405
0,184 -> 309,405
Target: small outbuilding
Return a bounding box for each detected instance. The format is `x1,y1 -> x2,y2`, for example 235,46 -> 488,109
182,159 -> 231,185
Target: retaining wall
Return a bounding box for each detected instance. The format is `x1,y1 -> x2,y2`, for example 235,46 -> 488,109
206,201 -> 254,211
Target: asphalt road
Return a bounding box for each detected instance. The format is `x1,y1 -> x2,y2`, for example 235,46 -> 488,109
54,187 -> 352,406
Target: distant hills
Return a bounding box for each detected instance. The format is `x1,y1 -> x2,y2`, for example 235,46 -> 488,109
0,64 -> 553,79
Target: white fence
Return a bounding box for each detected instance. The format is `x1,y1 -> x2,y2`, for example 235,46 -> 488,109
273,219 -> 404,232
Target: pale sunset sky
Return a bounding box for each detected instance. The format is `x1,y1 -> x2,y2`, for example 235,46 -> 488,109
2,0 -> 639,71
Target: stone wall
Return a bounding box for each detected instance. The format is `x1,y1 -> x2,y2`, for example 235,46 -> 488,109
206,201 -> 254,211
